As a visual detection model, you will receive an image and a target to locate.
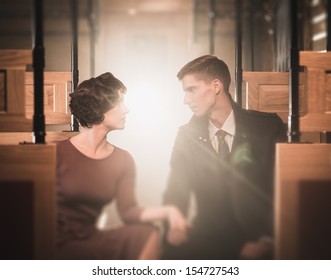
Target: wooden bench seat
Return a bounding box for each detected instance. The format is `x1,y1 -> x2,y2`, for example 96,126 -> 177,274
275,143 -> 331,259
242,51 -> 331,142
0,144 -> 56,259
0,49 -> 72,132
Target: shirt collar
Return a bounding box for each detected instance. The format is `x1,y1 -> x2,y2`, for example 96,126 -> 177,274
208,110 -> 235,140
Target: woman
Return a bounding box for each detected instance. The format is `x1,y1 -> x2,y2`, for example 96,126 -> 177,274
56,72 -> 189,259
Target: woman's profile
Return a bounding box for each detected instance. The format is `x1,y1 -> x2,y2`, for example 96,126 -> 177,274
55,72 -> 189,259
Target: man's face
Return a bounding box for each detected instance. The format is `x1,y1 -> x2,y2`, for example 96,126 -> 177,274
181,74 -> 218,117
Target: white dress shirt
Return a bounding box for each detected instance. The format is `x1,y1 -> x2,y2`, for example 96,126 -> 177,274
208,110 -> 235,153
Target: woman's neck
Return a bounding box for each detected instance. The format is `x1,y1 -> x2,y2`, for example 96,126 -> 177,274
70,126 -> 114,159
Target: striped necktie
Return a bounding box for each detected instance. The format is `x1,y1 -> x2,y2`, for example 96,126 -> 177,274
216,130 -> 230,160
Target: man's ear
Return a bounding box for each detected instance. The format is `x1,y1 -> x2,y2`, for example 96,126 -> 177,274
211,79 -> 224,95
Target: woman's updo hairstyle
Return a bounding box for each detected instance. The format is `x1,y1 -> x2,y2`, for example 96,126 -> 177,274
69,72 -> 126,128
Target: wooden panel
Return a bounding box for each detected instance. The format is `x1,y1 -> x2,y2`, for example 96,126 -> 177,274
300,51 -> 331,132
25,72 -> 72,125
0,50 -> 72,131
0,49 -> 32,132
274,143 -> 331,259
0,69 -> 33,130
0,131 -> 79,145
298,181 -> 331,259
243,51 -> 331,133
0,70 -> 5,111
0,144 -> 56,259
7,70 -> 26,113
0,49 -> 32,69
242,71 -> 306,124
0,181 -> 34,259
327,74 -> 331,112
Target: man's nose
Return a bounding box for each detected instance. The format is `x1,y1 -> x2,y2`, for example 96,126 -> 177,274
183,93 -> 191,105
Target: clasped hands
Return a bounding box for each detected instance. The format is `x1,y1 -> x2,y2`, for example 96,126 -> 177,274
165,206 -> 191,246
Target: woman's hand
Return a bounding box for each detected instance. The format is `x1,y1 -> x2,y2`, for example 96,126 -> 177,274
138,205 -> 191,246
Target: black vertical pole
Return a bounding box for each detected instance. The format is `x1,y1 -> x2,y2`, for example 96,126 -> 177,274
326,0 -> 331,143
235,0 -> 243,107
327,0 -> 331,51
288,0 -> 300,143
32,0 -> 45,143
71,0 -> 79,131
209,0 -> 216,55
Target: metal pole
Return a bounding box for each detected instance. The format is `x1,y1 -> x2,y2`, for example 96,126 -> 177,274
249,0 -> 255,71
325,0 -> 331,143
32,0 -> 45,143
88,0 -> 96,77
70,0 -> 79,131
328,0 -> 331,51
193,0 -> 199,43
208,0 -> 216,55
235,0 -> 243,106
287,0 -> 300,143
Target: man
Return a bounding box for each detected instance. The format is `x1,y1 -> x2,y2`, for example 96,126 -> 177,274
162,55 -> 286,259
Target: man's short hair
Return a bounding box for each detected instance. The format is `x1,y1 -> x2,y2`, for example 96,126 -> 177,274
177,55 -> 231,94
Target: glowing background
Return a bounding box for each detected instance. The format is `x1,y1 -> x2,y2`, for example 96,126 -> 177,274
89,0 -> 235,226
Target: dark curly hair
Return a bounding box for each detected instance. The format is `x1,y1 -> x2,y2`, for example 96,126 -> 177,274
69,72 -> 127,128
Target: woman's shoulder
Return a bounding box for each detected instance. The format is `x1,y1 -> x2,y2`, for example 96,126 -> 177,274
110,145 -> 136,172
54,138 -> 72,153
113,145 -> 134,160
53,138 -> 71,149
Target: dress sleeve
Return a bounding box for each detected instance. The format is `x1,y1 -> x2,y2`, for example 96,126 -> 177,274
115,150 -> 143,223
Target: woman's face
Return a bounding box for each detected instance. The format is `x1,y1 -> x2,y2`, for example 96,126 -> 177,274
102,92 -> 129,131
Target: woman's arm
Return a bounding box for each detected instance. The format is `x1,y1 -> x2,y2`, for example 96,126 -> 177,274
140,205 -> 191,246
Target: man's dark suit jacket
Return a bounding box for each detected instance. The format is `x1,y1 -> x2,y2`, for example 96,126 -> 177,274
163,101 -> 287,259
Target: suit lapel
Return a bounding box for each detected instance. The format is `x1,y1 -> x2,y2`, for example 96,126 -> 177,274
188,115 -> 215,153
187,103 -> 254,160
231,102 -> 250,152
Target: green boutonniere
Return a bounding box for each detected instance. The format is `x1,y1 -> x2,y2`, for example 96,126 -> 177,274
231,143 -> 254,167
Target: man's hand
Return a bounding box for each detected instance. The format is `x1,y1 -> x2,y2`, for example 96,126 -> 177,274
240,237 -> 273,259
165,206 -> 191,246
